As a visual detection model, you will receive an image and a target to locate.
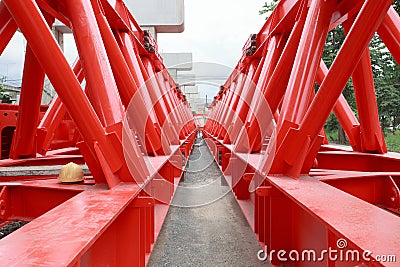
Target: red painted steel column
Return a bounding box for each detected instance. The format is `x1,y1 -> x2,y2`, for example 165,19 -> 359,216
344,19 -> 386,153
94,8 -> 166,154
10,47 -> 46,158
230,60 -> 259,146
93,6 -> 137,108
263,14 -> 306,115
117,33 -> 147,87
0,2 -> 17,54
67,0 -> 123,127
37,60 -> 84,155
158,75 -> 181,144
142,57 -> 177,146
10,12 -> 54,159
235,35 -> 283,153
211,87 -> 229,137
277,0 -> 335,134
217,85 -> 235,139
170,89 -> 189,139
276,0 -> 392,176
117,32 -> 166,154
156,78 -> 180,145
317,61 -> 362,151
222,73 -> 246,144
168,87 -> 187,138
378,7 -> 400,66
0,2 -> 12,28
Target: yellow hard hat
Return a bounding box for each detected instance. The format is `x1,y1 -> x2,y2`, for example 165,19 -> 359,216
58,162 -> 84,183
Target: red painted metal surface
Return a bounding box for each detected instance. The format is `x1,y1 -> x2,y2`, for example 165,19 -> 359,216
0,0 -> 196,265
1,0 -> 400,265
204,0 -> 400,266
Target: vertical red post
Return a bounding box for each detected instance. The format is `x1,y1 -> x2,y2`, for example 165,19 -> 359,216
378,7 -> 400,66
277,0 -> 335,135
10,12 -> 54,159
36,59 -> 84,155
0,2 -> 17,54
317,60 -> 362,151
344,19 -> 386,153
67,0 -> 123,127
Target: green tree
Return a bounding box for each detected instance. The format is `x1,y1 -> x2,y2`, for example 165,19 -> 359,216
259,0 -> 279,18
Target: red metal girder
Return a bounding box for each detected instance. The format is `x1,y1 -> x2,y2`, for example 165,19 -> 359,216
220,72 -> 246,143
343,18 -> 387,154
117,33 -> 165,155
228,60 -> 260,145
158,75 -> 183,142
262,8 -> 307,116
317,60 -> 362,152
317,150 -> 400,173
142,57 -> 177,149
378,6 -> 400,66
0,183 -> 139,265
3,0 -> 135,187
329,0 -> 364,29
278,0 -> 335,133
0,128 -> 196,264
35,0 -> 71,29
235,34 -> 285,153
0,1 -> 17,55
246,0 -> 301,59
36,59 -> 83,155
322,175 -> 400,214
10,12 -> 54,159
10,46 -> 47,159
99,0 -> 131,32
66,0 -> 123,128
0,156 -> 85,169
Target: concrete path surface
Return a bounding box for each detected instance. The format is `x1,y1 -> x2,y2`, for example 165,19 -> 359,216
148,135 -> 268,266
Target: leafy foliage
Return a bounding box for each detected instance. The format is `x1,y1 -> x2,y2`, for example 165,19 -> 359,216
259,0 -> 279,18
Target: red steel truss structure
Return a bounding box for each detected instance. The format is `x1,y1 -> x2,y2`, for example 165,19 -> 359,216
1,0 -> 400,265
203,0 -> 400,266
0,0 -> 196,265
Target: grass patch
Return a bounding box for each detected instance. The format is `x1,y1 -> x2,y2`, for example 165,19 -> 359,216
325,130 -> 400,153
384,131 -> 400,153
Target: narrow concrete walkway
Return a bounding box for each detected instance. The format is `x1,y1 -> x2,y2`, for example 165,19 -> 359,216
148,134 -> 266,266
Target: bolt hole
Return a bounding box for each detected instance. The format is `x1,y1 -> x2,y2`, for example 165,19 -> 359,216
3,113 -> 7,117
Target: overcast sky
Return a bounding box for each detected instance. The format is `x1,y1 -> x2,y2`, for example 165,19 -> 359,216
0,0 -> 267,98
157,0 -> 267,97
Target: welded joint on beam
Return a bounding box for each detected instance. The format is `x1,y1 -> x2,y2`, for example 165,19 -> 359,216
132,196 -> 155,208
388,176 -> 400,211
243,173 -> 254,182
256,186 -> 282,197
